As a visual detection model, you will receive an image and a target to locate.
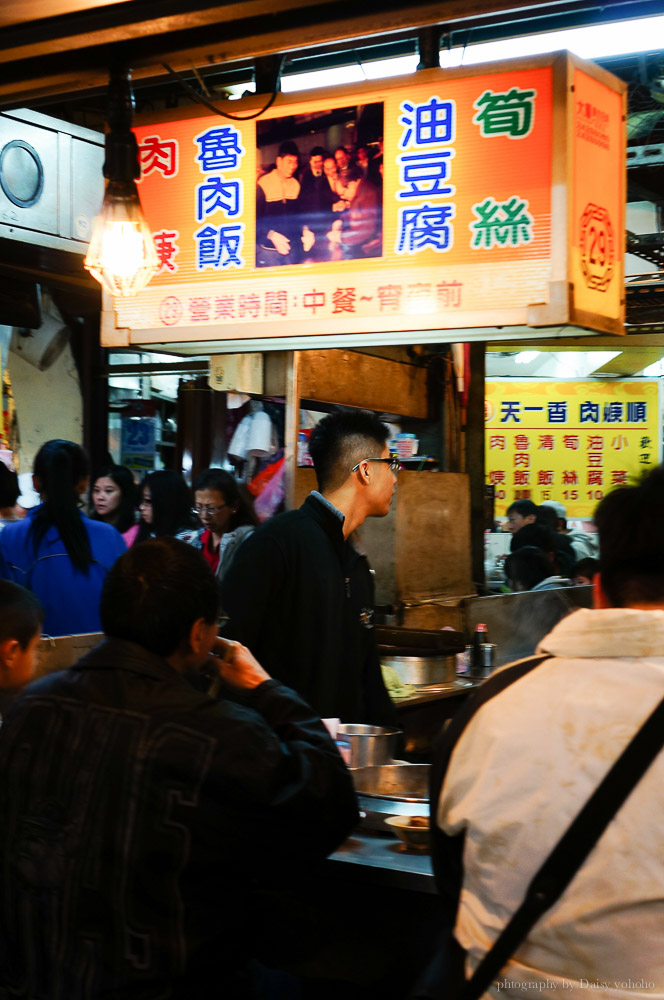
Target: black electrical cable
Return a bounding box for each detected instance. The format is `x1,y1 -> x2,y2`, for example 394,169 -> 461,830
161,63 -> 279,121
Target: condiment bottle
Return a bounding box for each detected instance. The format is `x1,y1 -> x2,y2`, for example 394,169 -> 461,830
471,623 -> 488,676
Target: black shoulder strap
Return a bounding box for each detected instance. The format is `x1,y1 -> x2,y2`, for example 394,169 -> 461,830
460,690 -> 664,1000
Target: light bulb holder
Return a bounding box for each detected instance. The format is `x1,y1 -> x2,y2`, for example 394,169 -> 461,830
84,65 -> 159,296
103,66 -> 140,184
104,130 -> 140,184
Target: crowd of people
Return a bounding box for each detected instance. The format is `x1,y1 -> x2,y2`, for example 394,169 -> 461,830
1,428 -> 663,999
502,497 -> 599,593
0,443 -> 261,637
0,414 -> 399,996
256,140 -> 383,266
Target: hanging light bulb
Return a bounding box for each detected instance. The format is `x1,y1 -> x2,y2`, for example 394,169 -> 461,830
85,179 -> 159,296
84,66 -> 159,297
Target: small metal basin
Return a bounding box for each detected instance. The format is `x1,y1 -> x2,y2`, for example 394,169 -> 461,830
352,764 -> 431,828
381,653 -> 456,686
352,763 -> 430,801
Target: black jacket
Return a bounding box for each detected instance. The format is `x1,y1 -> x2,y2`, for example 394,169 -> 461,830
0,637 -> 359,999
221,494 -> 397,726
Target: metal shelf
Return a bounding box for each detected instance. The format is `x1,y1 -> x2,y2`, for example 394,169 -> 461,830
626,231 -> 664,267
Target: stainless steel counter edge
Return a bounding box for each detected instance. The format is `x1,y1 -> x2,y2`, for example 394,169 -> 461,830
326,830 -> 436,894
394,677 -> 483,707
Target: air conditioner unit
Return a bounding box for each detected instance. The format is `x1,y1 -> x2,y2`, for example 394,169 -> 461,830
0,108 -> 104,254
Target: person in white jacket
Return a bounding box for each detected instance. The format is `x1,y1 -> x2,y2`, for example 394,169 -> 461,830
426,464 -> 664,1000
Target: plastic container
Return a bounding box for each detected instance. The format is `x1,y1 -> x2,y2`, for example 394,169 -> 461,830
393,433 -> 419,459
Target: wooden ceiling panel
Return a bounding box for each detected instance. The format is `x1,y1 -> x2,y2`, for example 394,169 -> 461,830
0,0 -> 598,107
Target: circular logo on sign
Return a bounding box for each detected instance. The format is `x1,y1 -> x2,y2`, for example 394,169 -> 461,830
579,204 -> 615,292
485,399 -> 495,423
159,296 -> 183,326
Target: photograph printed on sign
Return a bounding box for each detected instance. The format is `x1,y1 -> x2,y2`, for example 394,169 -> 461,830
255,102 -> 384,267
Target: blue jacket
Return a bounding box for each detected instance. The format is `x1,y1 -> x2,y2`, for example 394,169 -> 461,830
0,505 -> 127,636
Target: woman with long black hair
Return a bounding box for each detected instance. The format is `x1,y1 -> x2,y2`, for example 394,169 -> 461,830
0,440 -> 127,636
89,464 -> 139,546
135,470 -> 198,545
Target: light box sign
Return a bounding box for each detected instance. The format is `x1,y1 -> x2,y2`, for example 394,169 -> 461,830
486,380 -> 661,518
105,52 -> 625,348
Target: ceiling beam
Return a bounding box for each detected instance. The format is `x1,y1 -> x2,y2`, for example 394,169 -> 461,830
0,0 -> 608,107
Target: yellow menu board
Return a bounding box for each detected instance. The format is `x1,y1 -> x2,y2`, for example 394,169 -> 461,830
486,380 -> 661,517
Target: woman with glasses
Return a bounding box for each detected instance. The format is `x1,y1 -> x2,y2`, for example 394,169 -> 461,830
178,469 -> 258,586
135,470 -> 198,546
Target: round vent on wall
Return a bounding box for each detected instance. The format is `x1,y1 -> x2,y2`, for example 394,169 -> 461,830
0,140 -> 44,208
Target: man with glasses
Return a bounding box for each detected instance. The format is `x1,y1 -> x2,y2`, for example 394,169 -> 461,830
221,410 -> 399,726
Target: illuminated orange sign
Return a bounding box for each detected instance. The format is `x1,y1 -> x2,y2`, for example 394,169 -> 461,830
570,66 -> 626,327
104,53 -> 625,348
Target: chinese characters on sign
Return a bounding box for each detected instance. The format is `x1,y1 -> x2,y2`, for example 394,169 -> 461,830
497,399 -> 648,425
396,97 -> 457,255
486,382 -> 661,518
395,87 -> 537,260
193,126 -> 246,270
111,57 -> 622,341
156,278 -> 464,326
138,126 -> 247,276
473,88 -> 536,138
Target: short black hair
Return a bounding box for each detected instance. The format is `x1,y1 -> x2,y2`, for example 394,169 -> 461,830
505,547 -> 552,591
278,140 -> 299,158
595,465 -> 664,607
536,504 -> 558,531
308,410 -> 390,492
100,538 -> 218,657
0,581 -> 43,648
507,499 -> 538,518
193,468 -> 258,530
511,522 -> 574,577
0,464 -> 19,508
510,523 -> 554,554
572,557 -> 599,581
309,146 -> 326,159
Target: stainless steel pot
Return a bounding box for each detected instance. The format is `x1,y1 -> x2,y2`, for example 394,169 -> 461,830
380,653 -> 456,686
337,724 -> 402,769
352,763 -> 430,801
351,764 -> 431,826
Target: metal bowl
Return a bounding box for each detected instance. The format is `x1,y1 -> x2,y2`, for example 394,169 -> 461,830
384,814 -> 431,850
337,724 -> 402,769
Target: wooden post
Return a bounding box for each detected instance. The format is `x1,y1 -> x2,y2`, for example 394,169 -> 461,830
80,315 -> 109,471
467,342 -> 486,594
284,351 -> 300,511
